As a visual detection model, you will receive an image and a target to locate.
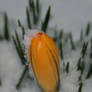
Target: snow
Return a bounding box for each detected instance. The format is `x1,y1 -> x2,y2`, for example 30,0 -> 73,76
23,29 -> 41,51
0,30 -> 92,92
0,41 -> 23,92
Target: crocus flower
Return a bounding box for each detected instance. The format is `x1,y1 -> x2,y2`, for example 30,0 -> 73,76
24,29 -> 60,92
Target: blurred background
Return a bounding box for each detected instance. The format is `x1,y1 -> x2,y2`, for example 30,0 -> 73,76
0,0 -> 92,40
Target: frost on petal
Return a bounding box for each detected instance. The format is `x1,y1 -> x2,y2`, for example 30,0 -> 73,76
23,29 -> 41,55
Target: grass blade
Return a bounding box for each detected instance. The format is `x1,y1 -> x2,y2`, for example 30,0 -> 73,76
65,62 -> 69,73
85,22 -> 91,36
26,7 -> 31,29
59,30 -> 63,39
90,38 -> 92,58
36,0 -> 40,14
4,13 -> 10,41
15,30 -> 27,64
12,36 -> 25,65
0,35 -> 4,41
78,82 -> 83,92
86,64 -> 92,79
77,58 -> 81,71
17,19 -> 25,37
16,66 -> 28,89
0,80 -> 1,86
29,0 -> 32,11
41,6 -> 51,33
68,32 -> 76,50
31,1 -> 37,24
81,42 -> 88,58
59,41 -> 63,59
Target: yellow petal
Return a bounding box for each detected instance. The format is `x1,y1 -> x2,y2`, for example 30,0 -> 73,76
28,32 -> 60,92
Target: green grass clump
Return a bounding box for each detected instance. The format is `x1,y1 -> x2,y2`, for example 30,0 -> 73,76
29,0 -> 40,24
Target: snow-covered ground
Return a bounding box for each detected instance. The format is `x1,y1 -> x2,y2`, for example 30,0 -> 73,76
0,29 -> 92,92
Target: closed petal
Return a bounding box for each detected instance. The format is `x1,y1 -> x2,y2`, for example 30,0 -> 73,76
27,32 -> 60,92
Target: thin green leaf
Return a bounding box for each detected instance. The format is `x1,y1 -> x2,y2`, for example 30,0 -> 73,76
26,7 -> 31,29
69,32 -> 76,50
29,0 -> 32,11
0,80 -> 1,86
78,75 -> 82,81
0,35 -> 4,41
12,36 -> 25,65
81,42 -> 88,58
15,31 -> 24,55
4,13 -> 10,41
59,41 -> 63,59
41,6 -> 51,33
16,66 -> 28,89
59,30 -> 63,39
65,62 -> 70,73
86,64 -> 92,79
17,20 -> 25,38
85,22 -> 91,36
28,0 -> 40,24
31,1 -> 37,24
90,38 -> 92,58
77,58 -> 81,71
77,58 -> 85,75
53,30 -> 58,42
81,61 -> 85,75
35,0 -> 41,24
36,0 -> 40,14
78,82 -> 83,92
15,31 -> 26,64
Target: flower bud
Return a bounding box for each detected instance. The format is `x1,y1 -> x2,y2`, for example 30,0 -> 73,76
24,29 -> 60,92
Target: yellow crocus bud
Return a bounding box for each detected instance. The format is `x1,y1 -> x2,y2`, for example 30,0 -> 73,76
24,30 -> 60,92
